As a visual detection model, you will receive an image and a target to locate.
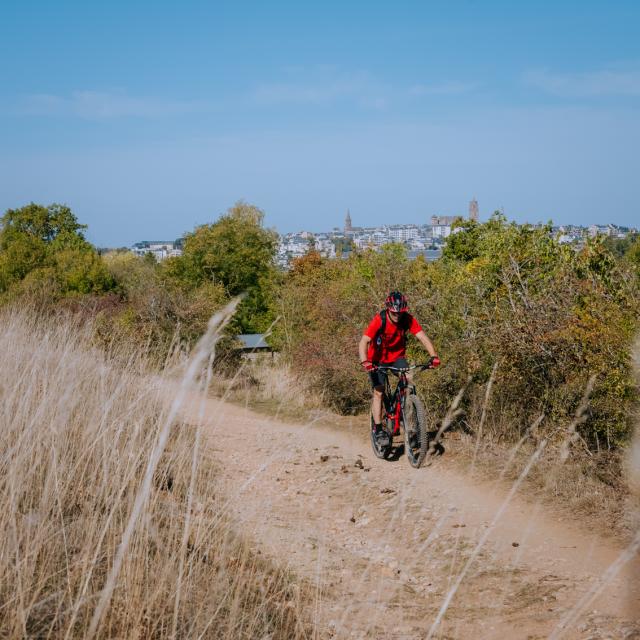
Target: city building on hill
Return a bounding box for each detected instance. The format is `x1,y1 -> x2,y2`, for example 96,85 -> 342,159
132,240 -> 182,261
388,224 -> 419,241
431,223 -> 452,238
276,230 -> 337,266
429,214 -> 460,239
132,207 -> 635,270
589,224 -> 608,237
430,215 -> 458,226
588,224 -> 631,239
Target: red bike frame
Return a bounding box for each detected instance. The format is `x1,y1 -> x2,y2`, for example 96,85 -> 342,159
381,370 -> 410,436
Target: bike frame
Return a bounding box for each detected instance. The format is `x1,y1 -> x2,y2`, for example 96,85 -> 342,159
383,371 -> 409,436
375,360 -> 434,439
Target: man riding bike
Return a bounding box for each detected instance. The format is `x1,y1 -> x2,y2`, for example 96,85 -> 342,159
358,291 -> 440,446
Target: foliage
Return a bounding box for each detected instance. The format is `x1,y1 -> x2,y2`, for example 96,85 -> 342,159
441,216 -> 483,262
278,219 -> 639,447
168,201 -> 279,333
4,200 -> 637,450
276,245 -> 413,413
100,250 -> 228,359
332,237 -> 355,256
0,200 -> 281,361
0,203 -> 114,298
623,234 -> 640,278
603,232 -> 639,259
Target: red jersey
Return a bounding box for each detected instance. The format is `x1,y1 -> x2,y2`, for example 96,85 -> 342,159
364,311 -> 423,363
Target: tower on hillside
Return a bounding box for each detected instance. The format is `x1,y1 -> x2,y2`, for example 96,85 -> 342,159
344,209 -> 353,232
469,198 -> 479,222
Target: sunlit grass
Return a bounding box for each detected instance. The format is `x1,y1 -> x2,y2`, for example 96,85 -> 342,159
0,307 -> 308,639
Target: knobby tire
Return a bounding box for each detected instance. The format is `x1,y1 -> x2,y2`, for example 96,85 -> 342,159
370,414 -> 392,459
403,394 -> 428,468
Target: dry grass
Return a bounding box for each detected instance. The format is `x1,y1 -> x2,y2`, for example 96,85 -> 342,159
0,308 -> 309,639
436,369 -> 638,542
210,357 -> 326,423
453,432 -> 634,539
407,374 -> 635,541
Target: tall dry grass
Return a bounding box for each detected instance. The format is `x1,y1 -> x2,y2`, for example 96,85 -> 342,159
210,357 -> 325,422
0,307 -> 308,639
452,384 -> 637,539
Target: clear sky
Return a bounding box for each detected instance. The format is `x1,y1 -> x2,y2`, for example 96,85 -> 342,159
1,0 -> 639,246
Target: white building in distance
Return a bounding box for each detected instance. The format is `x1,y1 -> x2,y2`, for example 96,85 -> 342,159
132,240 -> 183,261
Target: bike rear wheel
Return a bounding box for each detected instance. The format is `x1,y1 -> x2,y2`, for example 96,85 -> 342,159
403,394 -> 428,468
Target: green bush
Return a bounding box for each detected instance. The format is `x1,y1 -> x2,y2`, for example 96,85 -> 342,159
0,203 -> 115,299
167,200 -> 279,334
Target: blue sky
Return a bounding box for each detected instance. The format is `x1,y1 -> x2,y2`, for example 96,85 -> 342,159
1,0 -> 639,246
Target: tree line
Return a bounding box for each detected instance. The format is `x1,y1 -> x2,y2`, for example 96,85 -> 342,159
2,201 -> 639,449
0,201 -> 279,357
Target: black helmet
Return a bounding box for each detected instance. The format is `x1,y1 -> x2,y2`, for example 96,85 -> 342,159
385,291 -> 408,313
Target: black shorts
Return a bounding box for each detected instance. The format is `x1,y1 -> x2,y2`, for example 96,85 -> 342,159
369,358 -> 409,390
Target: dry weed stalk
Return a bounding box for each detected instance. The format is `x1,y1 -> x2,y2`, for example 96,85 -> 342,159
548,529 -> 640,639
87,297 -> 243,637
426,437 -> 549,639
547,343 -> 640,638
470,362 -> 498,471
559,373 -> 597,463
426,374 -> 473,459
498,413 -> 545,480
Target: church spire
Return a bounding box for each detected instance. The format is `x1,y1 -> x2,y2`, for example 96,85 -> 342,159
344,209 -> 352,232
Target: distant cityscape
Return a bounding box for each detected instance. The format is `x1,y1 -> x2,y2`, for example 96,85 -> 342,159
130,199 -> 638,267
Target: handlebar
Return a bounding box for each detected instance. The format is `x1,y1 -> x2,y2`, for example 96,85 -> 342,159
374,357 -> 438,373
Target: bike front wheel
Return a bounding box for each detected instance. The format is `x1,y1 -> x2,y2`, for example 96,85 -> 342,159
403,394 -> 428,468
370,414 -> 392,459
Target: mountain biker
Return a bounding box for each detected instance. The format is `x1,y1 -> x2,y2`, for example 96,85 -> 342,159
358,291 -> 440,447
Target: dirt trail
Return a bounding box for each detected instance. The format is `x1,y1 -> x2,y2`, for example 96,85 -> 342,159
184,397 -> 640,639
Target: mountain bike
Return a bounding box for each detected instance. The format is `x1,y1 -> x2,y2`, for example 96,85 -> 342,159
370,359 -> 437,468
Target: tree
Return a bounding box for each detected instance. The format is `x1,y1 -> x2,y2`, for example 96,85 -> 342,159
1,203 -> 87,247
603,232 -> 639,259
626,235 -> 640,276
0,203 -> 113,296
442,218 -> 481,262
169,201 -> 279,332
332,237 -> 355,256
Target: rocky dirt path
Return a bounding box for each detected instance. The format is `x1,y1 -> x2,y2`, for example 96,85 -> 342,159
183,397 -> 640,639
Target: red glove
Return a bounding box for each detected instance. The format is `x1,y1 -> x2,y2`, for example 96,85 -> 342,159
361,360 -> 376,372
431,356 -> 441,368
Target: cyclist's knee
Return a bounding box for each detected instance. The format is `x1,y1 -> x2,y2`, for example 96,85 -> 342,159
372,386 -> 384,396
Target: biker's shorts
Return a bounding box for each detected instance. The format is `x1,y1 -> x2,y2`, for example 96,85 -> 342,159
369,358 -> 409,390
